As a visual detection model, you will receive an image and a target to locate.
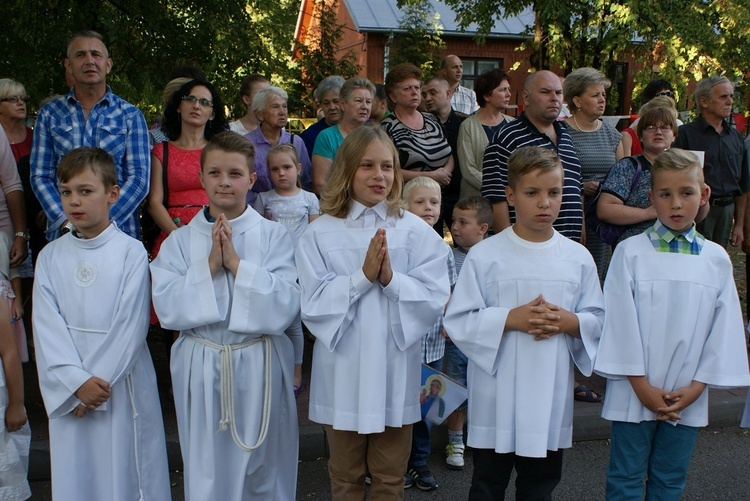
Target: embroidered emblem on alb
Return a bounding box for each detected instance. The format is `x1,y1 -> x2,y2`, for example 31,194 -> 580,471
73,261 -> 98,288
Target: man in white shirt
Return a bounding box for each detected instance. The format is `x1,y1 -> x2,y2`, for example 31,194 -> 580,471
441,55 -> 479,115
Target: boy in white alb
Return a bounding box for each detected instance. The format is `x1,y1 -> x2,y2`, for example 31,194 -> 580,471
151,132 -> 301,500
595,148 -> 750,500
33,147 -> 170,500
444,146 -> 604,499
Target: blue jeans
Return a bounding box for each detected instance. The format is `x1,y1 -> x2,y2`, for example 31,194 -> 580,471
410,358 -> 443,466
606,420 -> 699,501
443,342 -> 468,411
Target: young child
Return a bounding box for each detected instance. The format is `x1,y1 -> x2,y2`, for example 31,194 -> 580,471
401,176 -> 456,491
151,132 -> 300,499
595,148 -> 750,500
253,143 -> 320,396
443,195 -> 491,471
444,146 -> 604,499
0,230 -> 30,500
295,125 -> 450,499
33,147 -> 170,500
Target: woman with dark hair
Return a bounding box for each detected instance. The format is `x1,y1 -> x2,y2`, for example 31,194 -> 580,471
228,74 -> 269,136
456,68 -> 514,198
381,63 -> 453,186
147,79 -> 227,257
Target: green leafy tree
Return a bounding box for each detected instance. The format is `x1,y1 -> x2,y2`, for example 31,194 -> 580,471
389,0 -> 446,75
0,0 -> 300,121
293,0 -> 361,116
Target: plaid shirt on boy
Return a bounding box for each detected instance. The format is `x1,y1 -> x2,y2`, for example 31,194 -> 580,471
647,220 -> 705,255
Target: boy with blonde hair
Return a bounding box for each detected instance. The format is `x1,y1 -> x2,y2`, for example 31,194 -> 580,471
596,148 -> 750,499
444,146 -> 604,499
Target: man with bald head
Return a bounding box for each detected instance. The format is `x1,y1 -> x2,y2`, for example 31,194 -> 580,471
441,55 -> 479,115
481,70 -> 583,240
31,30 -> 150,240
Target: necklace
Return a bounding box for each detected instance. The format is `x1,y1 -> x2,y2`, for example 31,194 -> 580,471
572,114 -> 601,132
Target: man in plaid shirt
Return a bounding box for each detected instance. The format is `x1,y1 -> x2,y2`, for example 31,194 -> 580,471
31,30 -> 150,240
441,55 -> 479,116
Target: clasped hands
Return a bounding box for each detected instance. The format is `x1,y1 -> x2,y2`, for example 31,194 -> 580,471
73,376 -> 111,418
507,294 -> 577,341
362,228 -> 393,286
209,214 -> 240,276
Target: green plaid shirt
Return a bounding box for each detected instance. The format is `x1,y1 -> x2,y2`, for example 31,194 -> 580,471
646,220 -> 705,255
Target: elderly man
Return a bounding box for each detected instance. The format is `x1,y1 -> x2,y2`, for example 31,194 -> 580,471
299,75 -> 345,155
422,76 -> 464,232
441,55 -> 478,115
31,30 -> 150,240
674,76 -> 749,248
481,70 -> 583,241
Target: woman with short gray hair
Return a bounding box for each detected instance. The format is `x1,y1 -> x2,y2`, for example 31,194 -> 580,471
244,86 -> 312,204
311,77 -> 376,193
562,67 -> 624,279
300,75 -> 345,155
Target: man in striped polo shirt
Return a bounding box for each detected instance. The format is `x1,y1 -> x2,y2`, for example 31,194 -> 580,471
481,70 -> 583,242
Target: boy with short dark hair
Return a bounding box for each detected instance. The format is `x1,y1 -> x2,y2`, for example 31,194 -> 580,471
596,148 -> 750,500
151,132 -> 301,499
444,146 -> 604,499
33,147 -> 170,500
443,195 -> 491,470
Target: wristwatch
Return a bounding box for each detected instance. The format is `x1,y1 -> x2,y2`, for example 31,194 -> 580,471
14,231 -> 29,241
61,222 -> 76,235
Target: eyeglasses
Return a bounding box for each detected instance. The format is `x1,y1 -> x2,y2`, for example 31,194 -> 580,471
182,95 -> 213,107
0,96 -> 30,104
654,91 -> 674,98
644,125 -> 672,133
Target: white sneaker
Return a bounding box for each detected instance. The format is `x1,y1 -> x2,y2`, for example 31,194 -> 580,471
445,442 -> 465,470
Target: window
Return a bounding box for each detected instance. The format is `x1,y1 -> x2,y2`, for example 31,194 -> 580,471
459,58 -> 504,90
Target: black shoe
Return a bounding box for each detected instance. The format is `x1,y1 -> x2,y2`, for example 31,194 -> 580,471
407,464 -> 438,491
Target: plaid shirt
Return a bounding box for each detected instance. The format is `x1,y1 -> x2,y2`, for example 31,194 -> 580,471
647,220 -> 705,255
31,87 -> 150,240
451,85 -> 479,115
422,246 -> 457,363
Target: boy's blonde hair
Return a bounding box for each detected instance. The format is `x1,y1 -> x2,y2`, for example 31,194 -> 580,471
402,177 -> 441,204
454,196 -> 493,228
57,147 -> 117,188
507,147 -> 562,188
320,125 -> 403,218
268,143 -> 302,188
201,132 -> 255,173
651,148 -> 704,187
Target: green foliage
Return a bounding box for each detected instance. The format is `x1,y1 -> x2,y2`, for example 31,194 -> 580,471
390,0 -> 446,75
441,0 -> 750,111
0,0 -> 300,122
293,0 -> 361,116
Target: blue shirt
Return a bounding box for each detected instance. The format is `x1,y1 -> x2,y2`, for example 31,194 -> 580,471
31,87 -> 150,240
647,220 -> 705,255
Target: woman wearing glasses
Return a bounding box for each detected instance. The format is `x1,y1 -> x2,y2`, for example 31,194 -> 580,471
146,79 -> 226,258
597,105 -> 680,246
244,86 -> 312,205
621,79 -> 681,157
0,80 -> 31,164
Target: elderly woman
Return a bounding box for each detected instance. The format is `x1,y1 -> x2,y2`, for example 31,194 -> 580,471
597,105 -> 679,246
562,67 -> 624,278
147,79 -> 226,257
456,68 -> 514,199
311,77 -> 375,194
245,86 -> 312,205
381,63 -> 453,188
300,75 -> 345,155
0,80 -> 32,164
229,74 -> 269,136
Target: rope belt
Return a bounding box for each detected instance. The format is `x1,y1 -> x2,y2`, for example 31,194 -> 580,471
186,334 -> 272,452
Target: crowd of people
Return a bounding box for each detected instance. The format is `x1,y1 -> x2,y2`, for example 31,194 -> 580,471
0,28 -> 749,500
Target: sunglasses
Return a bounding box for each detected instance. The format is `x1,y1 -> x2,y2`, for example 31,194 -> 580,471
654,91 -> 674,98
